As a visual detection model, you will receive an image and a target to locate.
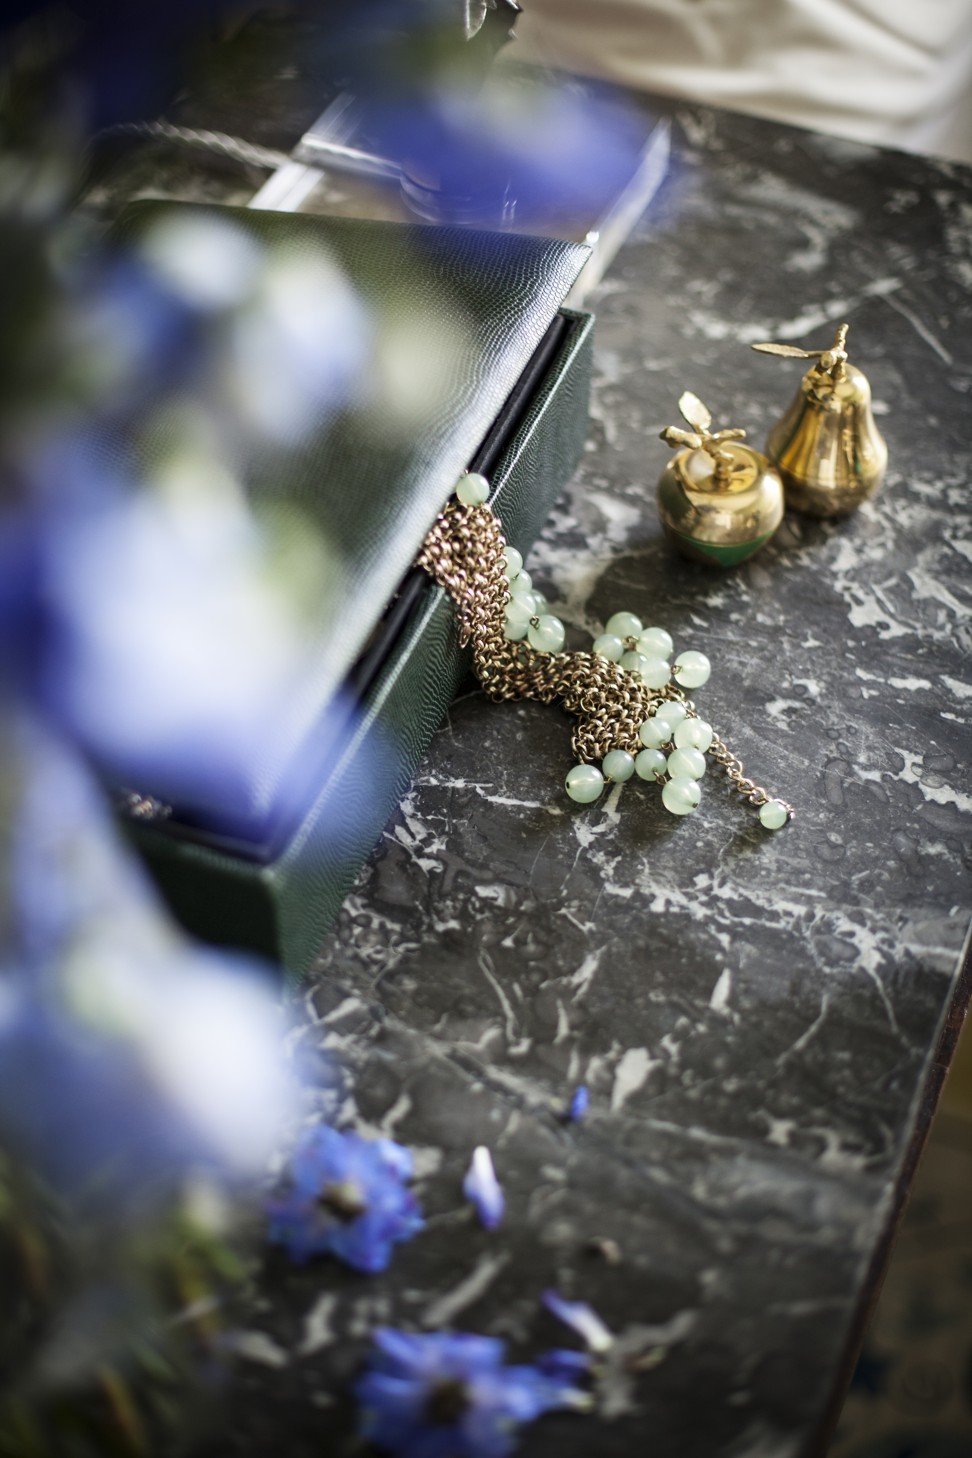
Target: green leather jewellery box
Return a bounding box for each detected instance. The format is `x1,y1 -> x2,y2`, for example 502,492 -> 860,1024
113,203 -> 593,976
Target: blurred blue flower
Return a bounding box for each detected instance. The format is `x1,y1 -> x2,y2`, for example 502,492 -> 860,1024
288,1 -> 652,226
462,1145 -> 505,1230
32,474 -> 319,813
1,203 -> 370,829
136,208 -> 370,444
0,980 -> 197,1195
0,721 -> 297,1196
1,1 -> 253,132
565,1085 -> 589,1122
267,1125 -> 423,1272
316,0 -> 649,228
356,1327 -> 590,1458
375,74 -> 652,227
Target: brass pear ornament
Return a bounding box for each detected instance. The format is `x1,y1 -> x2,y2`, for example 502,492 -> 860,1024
656,392 -> 784,566
752,323 -> 887,516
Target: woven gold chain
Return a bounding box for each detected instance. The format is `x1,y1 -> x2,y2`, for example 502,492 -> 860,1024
417,500 -> 792,817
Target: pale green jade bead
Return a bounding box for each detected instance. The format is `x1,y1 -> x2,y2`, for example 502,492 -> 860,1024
510,591 -> 540,619
503,617 -> 528,642
661,776 -> 702,815
653,700 -> 688,729
667,746 -> 706,780
639,718 -> 671,750
528,614 -> 566,653
759,798 -> 789,830
673,651 -> 711,688
566,763 -> 604,803
509,574 -> 535,604
503,545 -> 523,579
456,471 -> 489,506
639,656 -> 671,690
602,748 -> 635,782
635,747 -> 667,781
515,591 -> 547,615
620,650 -> 650,676
605,611 -> 642,640
674,717 -> 713,753
593,633 -> 624,662
505,599 -> 533,628
638,626 -> 674,659
513,568 -> 533,592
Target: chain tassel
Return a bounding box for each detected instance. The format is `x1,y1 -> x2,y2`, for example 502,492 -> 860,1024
417,482 -> 792,827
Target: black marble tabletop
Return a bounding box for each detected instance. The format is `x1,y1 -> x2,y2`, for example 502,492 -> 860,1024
114,29 -> 972,1458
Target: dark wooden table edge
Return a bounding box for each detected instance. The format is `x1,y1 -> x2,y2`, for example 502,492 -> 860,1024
804,925 -> 972,1456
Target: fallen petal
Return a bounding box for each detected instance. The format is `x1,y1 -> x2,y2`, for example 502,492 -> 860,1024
566,1085 -> 590,1122
462,1145 -> 505,1231
542,1290 -> 614,1354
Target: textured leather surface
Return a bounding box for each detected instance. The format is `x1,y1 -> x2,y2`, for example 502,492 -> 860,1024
131,309 -> 594,975
112,204 -> 589,831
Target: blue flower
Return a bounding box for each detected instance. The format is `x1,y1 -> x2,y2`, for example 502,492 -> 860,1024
2,204 -> 371,833
267,1126 -> 423,1272
313,3 -> 650,228
536,1349 -> 593,1384
462,1145 -> 505,1230
9,0 -> 231,132
0,721 -> 298,1197
356,1328 -> 589,1458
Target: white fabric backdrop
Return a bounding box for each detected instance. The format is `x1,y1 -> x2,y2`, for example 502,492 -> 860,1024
516,0 -> 972,163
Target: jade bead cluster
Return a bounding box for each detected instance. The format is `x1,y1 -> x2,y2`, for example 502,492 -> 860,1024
500,545 -> 565,654
592,610 -> 711,696
638,700 -> 696,750
565,697 -> 712,815
446,475 -> 791,832
562,611 -> 719,815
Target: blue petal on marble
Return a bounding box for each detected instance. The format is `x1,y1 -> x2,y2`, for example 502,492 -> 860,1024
463,1145 -> 505,1230
566,1085 -> 591,1122
266,1126 -> 423,1272
542,1291 -> 615,1354
356,1327 -> 588,1458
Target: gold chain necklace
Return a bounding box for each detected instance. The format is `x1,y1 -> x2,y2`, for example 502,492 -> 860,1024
416,476 -> 793,828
